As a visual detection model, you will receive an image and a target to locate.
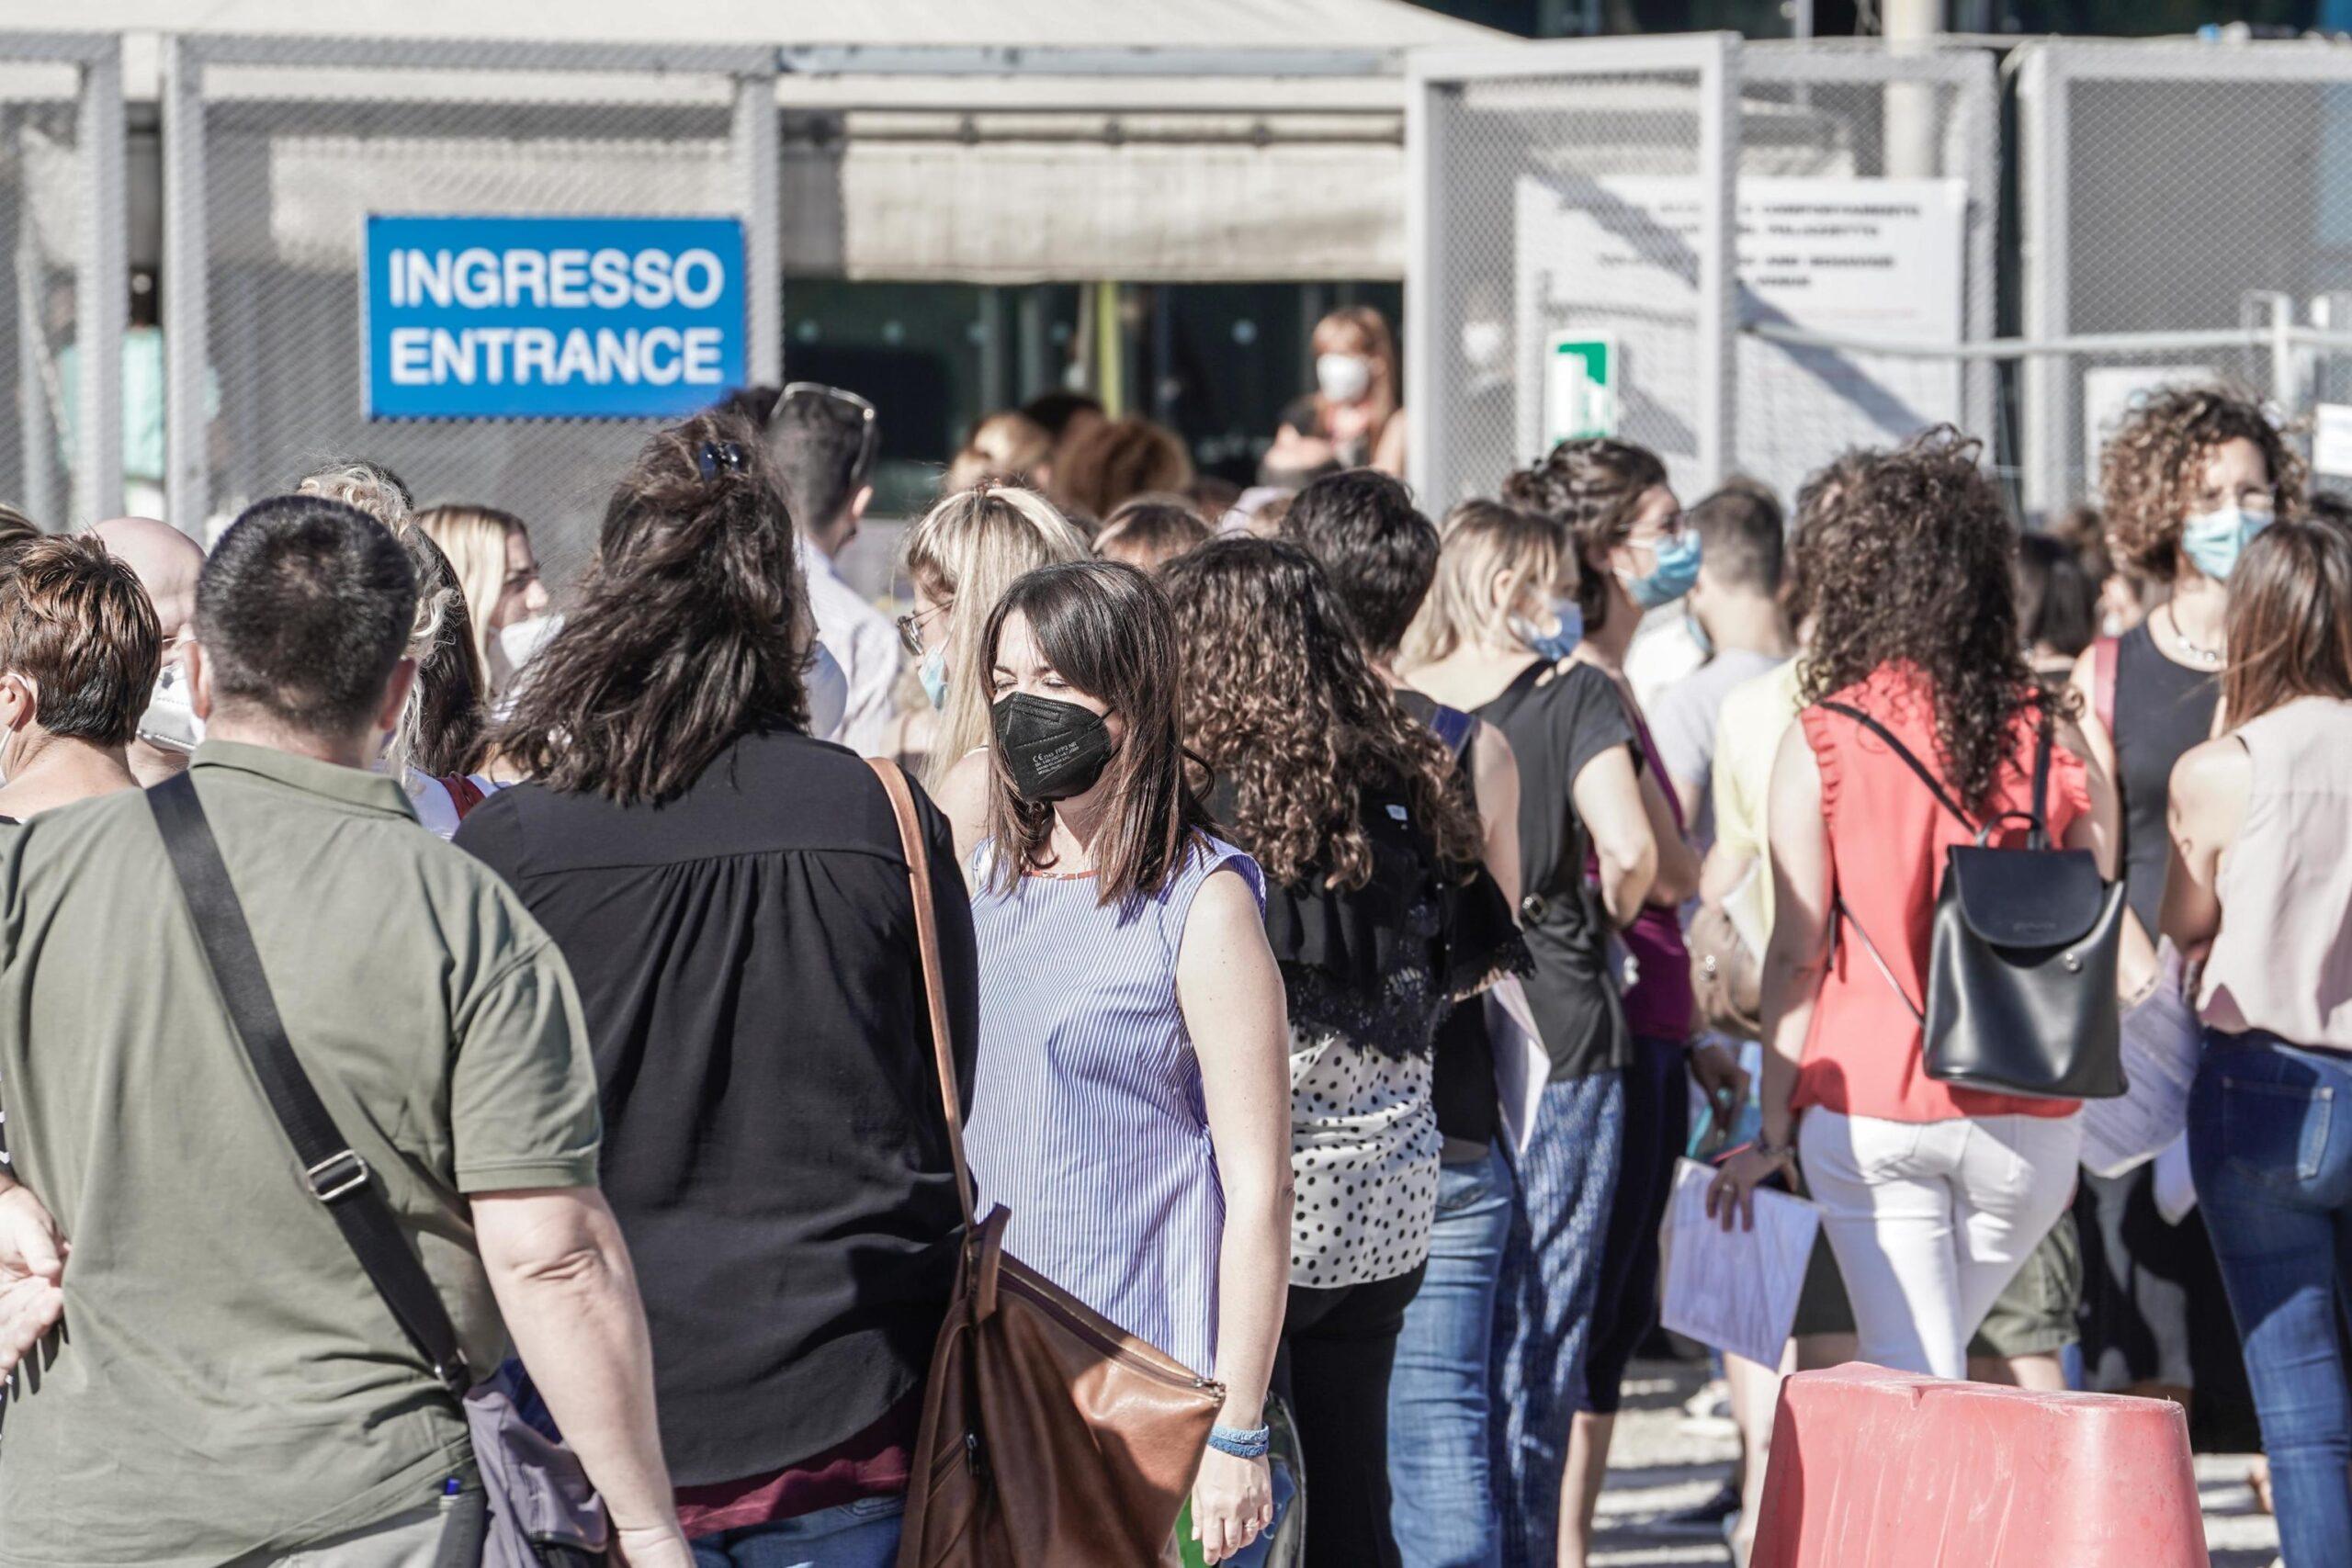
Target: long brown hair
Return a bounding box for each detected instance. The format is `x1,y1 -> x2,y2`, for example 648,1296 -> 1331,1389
1800,427 -> 2061,816
1162,536 -> 1482,891
2222,518 -> 2352,728
495,412 -> 809,804
1504,437 -> 1669,628
980,560 -> 1214,906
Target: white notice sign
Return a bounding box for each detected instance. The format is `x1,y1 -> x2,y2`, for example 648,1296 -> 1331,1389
1515,175 -> 1966,497
2316,403 -> 2352,478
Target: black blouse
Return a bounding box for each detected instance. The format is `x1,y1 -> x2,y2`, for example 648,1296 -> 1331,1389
456,728 -> 978,1487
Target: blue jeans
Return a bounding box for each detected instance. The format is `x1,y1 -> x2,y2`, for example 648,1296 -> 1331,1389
2188,1031 -> 2352,1568
1489,1070 -> 1624,1568
1388,1141 -> 1516,1568
690,1496 -> 905,1568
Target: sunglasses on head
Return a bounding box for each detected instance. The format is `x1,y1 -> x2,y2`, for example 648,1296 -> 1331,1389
775,381 -> 879,478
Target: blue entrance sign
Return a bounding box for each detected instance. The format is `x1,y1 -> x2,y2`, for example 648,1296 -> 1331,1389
364,215 -> 746,420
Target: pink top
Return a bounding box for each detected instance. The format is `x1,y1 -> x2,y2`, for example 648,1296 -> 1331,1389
1793,664 -> 2091,1123
2199,697 -> 2352,1049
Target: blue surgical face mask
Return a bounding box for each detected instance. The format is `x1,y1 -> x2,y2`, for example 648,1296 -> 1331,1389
919,648 -> 949,710
1620,526 -> 1703,611
2179,503 -> 2272,582
1510,596 -> 1585,662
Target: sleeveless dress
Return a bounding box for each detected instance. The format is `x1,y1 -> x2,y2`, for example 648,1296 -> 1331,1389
961,832 -> 1263,1379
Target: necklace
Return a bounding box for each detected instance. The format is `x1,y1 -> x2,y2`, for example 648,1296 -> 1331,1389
2163,604 -> 2224,669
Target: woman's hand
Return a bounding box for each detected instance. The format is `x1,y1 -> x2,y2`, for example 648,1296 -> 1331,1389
1705,1145 -> 1791,1233
1191,1447 -> 1274,1563
0,1182 -> 65,1377
1689,1041 -> 1750,1121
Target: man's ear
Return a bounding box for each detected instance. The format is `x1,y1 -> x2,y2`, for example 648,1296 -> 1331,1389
186,639 -> 214,722
374,658 -> 418,737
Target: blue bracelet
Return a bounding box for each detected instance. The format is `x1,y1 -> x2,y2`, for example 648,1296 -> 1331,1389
1207,1423 -> 1272,1460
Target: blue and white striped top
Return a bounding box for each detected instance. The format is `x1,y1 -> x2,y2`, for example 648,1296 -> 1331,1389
962,832 -> 1265,1379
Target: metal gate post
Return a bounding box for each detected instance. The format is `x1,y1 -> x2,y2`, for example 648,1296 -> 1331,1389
161,35 -> 209,539
735,67 -> 781,387
1696,33 -> 1740,488
2018,44 -> 2068,520
75,38 -> 125,525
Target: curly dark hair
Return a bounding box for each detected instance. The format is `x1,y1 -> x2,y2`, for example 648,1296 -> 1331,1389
1161,536 -> 1484,892
495,410 -> 809,805
1785,446 -> 1889,629
1799,428 -> 2065,816
1503,437 -> 1670,628
2099,385 -> 2303,580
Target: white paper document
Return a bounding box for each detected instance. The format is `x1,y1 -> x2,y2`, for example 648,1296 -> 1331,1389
1660,1157 -> 1820,1370
1486,976 -> 1551,1161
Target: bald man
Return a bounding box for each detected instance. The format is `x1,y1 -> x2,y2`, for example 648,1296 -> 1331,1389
88,517 -> 206,785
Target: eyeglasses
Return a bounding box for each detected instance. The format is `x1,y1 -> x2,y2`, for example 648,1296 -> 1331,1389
777,381 -> 879,479
895,602 -> 948,659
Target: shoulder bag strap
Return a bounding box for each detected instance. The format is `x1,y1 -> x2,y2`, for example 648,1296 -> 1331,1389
2028,700 -> 2055,852
146,772 -> 470,1394
1814,701 -> 1956,1024
1816,700 -> 1976,833
864,759 -> 978,1236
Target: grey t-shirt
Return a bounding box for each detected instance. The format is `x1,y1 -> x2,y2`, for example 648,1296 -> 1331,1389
0,742 -> 600,1567
1647,649 -> 1788,849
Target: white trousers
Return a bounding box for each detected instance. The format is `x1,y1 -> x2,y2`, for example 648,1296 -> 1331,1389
1799,1107 -> 2083,1379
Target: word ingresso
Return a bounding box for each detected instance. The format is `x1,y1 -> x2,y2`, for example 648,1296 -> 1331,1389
379,244 -> 729,389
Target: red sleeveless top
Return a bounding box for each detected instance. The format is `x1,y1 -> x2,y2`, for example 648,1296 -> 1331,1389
1792,663 -> 2090,1123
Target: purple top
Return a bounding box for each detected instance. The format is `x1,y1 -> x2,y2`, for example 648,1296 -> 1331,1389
1592,705 -> 1695,1043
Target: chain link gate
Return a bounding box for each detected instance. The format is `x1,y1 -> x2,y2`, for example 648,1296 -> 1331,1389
162,37 -> 782,584
0,34 -> 124,531
1408,34 -> 1737,513
1408,36 -> 1999,517
1735,40 -> 1998,505
2019,38 -> 2352,516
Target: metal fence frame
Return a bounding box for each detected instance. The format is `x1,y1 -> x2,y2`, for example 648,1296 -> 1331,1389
159,33 -> 783,537
1739,40 -> 2001,473
2018,39 -> 2352,514
1407,33 -> 1739,511
4,33 -> 123,526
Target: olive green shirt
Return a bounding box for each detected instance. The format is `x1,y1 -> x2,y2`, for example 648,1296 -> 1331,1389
0,742 -> 601,1567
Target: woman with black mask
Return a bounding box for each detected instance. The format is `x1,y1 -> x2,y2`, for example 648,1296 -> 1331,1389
938,560 -> 1295,1567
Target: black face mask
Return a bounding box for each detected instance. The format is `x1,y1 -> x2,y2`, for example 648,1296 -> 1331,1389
992,693 -> 1115,803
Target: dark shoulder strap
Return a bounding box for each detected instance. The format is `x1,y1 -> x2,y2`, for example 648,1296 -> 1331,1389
2092,633 -> 2120,742
1817,700 -> 1975,833
146,772 -> 470,1394
1427,704 -> 1477,762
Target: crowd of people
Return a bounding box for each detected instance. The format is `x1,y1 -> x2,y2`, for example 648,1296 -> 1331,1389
0,359 -> 2345,1568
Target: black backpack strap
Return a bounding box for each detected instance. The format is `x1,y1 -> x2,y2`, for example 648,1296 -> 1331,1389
146,772 -> 470,1394
2027,702 -> 2055,852
1817,700 -> 1976,834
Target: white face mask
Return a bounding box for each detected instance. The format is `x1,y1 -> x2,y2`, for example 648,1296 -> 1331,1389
136,658 -> 204,755
497,614 -> 563,676
1316,353 -> 1374,404
1461,321 -> 1507,374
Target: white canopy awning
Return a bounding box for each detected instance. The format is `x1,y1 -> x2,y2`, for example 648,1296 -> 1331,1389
62,0 -> 1501,281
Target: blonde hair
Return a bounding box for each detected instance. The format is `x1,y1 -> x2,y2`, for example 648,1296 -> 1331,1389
1402,500 -> 1572,667
296,457 -> 413,529
414,504 -> 526,679
902,482 -> 1090,792
946,411 -> 1054,493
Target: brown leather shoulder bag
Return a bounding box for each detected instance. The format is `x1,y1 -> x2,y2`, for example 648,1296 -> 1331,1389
867,759 -> 1227,1568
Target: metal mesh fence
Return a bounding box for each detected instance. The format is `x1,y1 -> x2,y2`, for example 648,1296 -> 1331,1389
175,42 -> 776,589
1411,40 -> 1729,513
0,40 -> 119,531
2020,40 -> 2352,514
1735,44 -> 1998,503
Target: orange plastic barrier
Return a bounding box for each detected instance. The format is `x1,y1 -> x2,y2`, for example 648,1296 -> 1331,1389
1750,1363 -> 2208,1568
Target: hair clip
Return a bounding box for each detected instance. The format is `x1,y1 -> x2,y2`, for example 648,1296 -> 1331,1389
697,440 -> 747,479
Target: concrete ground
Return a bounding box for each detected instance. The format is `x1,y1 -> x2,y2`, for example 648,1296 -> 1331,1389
1594,1359 -> 2280,1567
